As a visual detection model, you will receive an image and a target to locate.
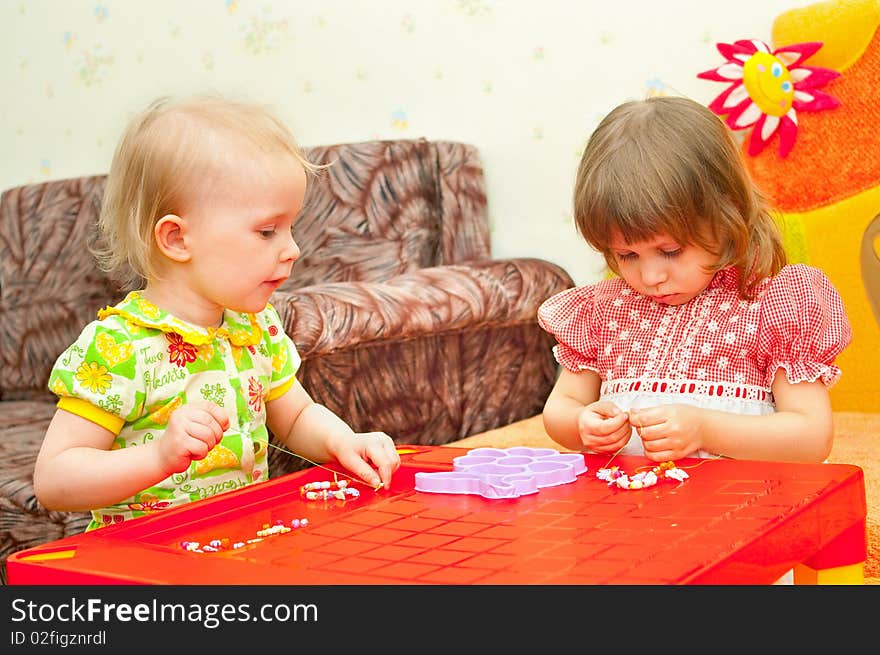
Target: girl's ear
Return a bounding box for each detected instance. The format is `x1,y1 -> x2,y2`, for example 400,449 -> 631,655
154,214 -> 191,263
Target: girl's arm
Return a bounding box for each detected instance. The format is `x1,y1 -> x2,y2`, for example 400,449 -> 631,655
34,401 -> 228,511
34,410 -> 170,511
634,374 -> 834,463
542,368 -> 630,452
266,379 -> 398,488
699,375 -> 833,462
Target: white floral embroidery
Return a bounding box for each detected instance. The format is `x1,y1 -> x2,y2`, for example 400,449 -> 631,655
717,357 -> 729,369
700,343 -> 712,355
723,332 -> 736,344
719,302 -> 731,311
604,344 -> 613,355
615,355 -> 623,365
734,372 -> 745,383
627,366 -> 636,376
657,327 -> 666,336
618,330 -> 629,341
608,320 -> 619,331
678,361 -> 688,371
631,341 -> 642,352
696,367 -> 707,379
728,315 -> 739,323
640,319 -> 651,330
612,298 -> 623,307
707,320 -> 718,332
629,310 -> 639,320
745,323 -> 756,335
621,288 -> 631,295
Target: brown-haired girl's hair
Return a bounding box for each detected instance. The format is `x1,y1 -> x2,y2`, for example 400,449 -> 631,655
94,94 -> 320,290
573,96 -> 785,299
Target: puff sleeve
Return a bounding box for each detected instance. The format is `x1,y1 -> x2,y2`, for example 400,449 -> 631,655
756,264 -> 852,388
47,318 -> 140,434
537,284 -> 600,373
263,303 -> 302,402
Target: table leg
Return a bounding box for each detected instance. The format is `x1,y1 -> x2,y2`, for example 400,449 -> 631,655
793,519 -> 866,585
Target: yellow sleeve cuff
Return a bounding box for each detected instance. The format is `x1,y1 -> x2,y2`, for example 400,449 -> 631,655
267,376 -> 296,402
57,397 -> 125,435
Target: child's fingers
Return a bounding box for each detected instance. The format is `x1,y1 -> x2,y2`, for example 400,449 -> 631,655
365,435 -> 400,489
193,401 -> 230,431
373,435 -> 400,489
593,411 -> 629,436
335,450 -> 382,489
628,407 -> 665,429
186,422 -> 222,447
184,435 -> 212,461
591,401 -> 623,419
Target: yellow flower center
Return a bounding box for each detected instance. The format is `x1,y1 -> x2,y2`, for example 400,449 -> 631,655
742,52 -> 794,116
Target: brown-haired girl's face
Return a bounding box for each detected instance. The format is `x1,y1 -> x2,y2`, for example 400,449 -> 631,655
608,230 -> 719,305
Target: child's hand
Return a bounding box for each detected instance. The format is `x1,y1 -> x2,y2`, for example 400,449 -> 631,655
628,404 -> 703,462
577,401 -> 631,454
330,431 -> 400,490
159,401 -> 229,475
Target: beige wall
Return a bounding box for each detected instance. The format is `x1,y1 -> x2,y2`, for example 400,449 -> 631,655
0,0 -> 803,285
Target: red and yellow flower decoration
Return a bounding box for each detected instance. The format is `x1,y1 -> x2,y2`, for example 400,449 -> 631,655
698,39 -> 840,157
247,376 -> 264,413
166,332 -> 198,368
128,493 -> 172,513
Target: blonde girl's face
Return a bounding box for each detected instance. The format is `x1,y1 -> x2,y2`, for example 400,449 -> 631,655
179,149 -> 307,317
608,231 -> 719,305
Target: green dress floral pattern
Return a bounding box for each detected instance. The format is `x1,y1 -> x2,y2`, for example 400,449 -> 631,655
47,291 -> 300,531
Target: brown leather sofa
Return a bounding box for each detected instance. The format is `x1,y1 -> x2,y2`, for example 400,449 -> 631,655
0,138 -> 574,582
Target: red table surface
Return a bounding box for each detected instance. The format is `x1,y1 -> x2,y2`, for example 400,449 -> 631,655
6,446 -> 866,585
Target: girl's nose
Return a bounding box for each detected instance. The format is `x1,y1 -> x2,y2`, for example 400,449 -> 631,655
640,260 -> 668,287
283,232 -> 301,262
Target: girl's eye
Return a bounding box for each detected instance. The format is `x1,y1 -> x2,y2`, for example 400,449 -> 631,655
661,249 -> 682,258
616,253 -> 637,261
259,229 -> 276,238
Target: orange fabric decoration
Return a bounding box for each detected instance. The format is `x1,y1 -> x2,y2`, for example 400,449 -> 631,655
745,27 -> 880,212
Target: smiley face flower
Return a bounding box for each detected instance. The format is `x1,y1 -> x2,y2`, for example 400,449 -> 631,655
698,39 -> 840,157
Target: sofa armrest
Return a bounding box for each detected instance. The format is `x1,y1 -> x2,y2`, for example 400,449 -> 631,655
265,258 -> 574,477
271,258 -> 574,358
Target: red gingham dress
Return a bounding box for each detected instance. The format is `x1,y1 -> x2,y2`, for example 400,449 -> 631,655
537,264 -> 852,457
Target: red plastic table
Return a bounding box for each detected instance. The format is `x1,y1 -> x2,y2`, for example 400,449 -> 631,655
6,446 -> 866,584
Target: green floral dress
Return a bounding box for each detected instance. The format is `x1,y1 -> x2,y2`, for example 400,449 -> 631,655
47,291 -> 300,531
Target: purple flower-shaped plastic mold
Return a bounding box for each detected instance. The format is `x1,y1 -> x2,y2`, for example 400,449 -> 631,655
414,447 -> 588,499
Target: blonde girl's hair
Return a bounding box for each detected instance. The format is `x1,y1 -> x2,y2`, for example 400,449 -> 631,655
573,95 -> 786,299
94,94 -> 320,289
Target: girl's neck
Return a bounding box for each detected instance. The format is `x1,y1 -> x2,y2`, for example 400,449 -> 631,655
142,282 -> 225,329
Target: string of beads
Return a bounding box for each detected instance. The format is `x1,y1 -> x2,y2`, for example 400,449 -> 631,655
596,461 -> 689,489
180,517 -> 309,553
300,478 -> 361,501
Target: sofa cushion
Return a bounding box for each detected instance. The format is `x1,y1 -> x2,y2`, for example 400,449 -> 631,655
0,400 -> 91,584
0,175 -> 120,400
282,139 -> 490,290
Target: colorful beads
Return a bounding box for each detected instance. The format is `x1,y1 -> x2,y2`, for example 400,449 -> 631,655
596,461 -> 689,490
180,516 -> 308,553
300,478 -> 361,501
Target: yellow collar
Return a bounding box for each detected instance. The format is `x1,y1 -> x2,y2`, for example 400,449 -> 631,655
97,291 -> 263,347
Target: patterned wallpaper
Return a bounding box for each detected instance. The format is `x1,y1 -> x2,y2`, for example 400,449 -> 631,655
0,0 -> 804,285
